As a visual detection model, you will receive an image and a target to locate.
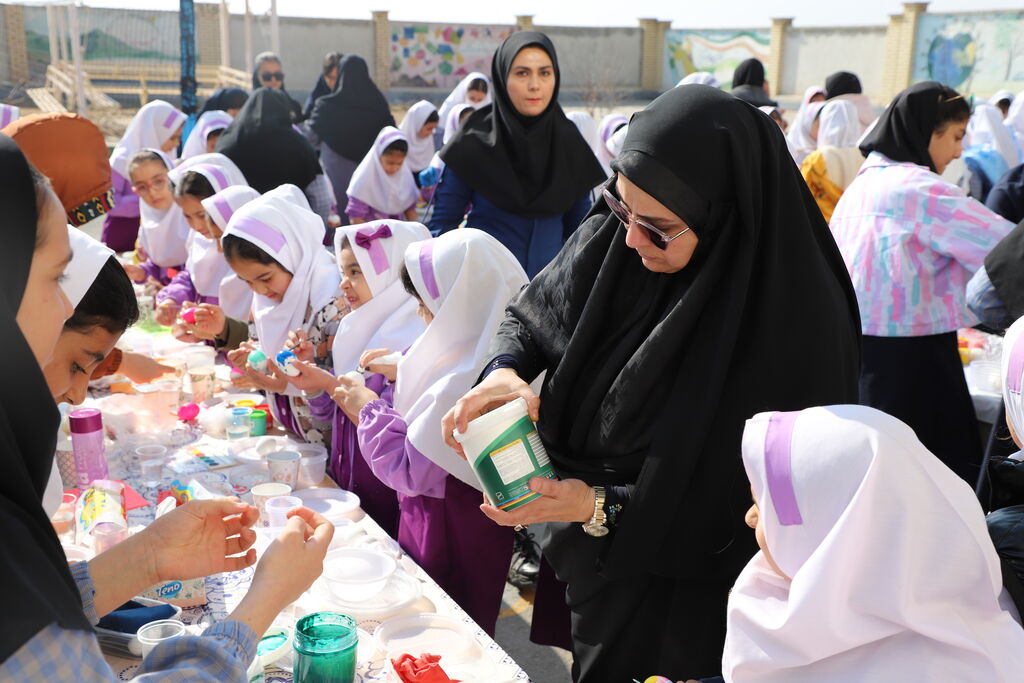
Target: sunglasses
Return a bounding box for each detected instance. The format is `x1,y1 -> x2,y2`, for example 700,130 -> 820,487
602,180 -> 691,250
260,71 -> 284,82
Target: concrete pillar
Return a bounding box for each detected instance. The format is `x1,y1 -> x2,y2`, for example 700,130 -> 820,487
45,5 -> 59,68
767,18 -> 792,97
269,0 -> 280,56
243,0 -> 253,70
895,3 -> 929,94
639,18 -> 669,92
880,13 -> 905,102
515,15 -> 535,31
372,10 -> 390,92
195,2 -> 221,65
218,0 -> 230,68
4,4 -> 30,84
55,4 -> 68,63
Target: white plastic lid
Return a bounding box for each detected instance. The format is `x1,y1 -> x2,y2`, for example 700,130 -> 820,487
323,548 -> 397,584
452,397 -> 529,444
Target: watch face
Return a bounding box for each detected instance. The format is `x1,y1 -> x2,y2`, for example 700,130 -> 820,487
584,523 -> 609,538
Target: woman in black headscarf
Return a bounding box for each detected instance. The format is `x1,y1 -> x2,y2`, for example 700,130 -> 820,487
729,58 -> 777,107
307,54 -> 395,220
200,87 -> 249,117
216,88 -> 335,222
428,31 -> 605,278
442,85 -> 861,681
824,70 -> 876,127
251,51 -> 304,122
303,51 -> 343,121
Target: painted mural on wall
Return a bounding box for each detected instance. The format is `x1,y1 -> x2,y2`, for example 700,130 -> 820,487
912,12 -> 1024,95
22,6 -> 178,63
663,29 -> 770,91
390,23 -> 513,89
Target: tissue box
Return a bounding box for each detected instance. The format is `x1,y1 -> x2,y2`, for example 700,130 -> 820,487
139,577 -> 207,608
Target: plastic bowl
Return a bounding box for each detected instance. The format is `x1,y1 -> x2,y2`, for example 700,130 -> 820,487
320,548 -> 396,603
295,443 -> 329,488
255,518 -> 361,559
136,619 -> 186,657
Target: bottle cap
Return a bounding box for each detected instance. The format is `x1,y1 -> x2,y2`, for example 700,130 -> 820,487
69,408 -> 103,434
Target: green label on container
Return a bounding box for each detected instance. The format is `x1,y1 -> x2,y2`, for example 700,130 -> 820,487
472,416 -> 556,511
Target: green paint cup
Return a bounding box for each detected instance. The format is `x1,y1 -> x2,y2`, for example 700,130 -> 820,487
293,612 -> 357,683
250,409 -> 268,436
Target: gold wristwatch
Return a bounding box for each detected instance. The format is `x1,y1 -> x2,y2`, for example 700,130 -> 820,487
582,486 -> 609,537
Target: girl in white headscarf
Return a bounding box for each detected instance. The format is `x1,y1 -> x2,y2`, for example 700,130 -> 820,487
398,100 -> 440,174
200,185 -> 260,320
104,100 -> 186,252
130,148 -> 190,273
180,110 -> 234,160
436,72 -> 491,142
153,153 -> 249,326
329,229 -> 527,636
968,102 -> 1023,171
677,72 -> 720,88
787,97 -> 827,166
1006,92 -> 1024,138
596,113 -> 628,175
720,404 -> 1024,683
222,190 -> 342,445
423,104 -> 475,189
800,100 -> 866,222
567,111 -> 606,185
284,220 -> 429,537
346,127 -> 420,224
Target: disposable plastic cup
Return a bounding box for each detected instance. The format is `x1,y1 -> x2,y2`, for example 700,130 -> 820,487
267,450 -> 301,488
251,482 -> 293,524
137,619 -> 187,657
452,397 -> 557,511
227,407 -> 253,441
264,495 -> 303,527
295,444 -> 328,489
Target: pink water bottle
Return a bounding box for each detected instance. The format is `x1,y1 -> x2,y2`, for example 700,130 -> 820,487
69,408 -> 108,488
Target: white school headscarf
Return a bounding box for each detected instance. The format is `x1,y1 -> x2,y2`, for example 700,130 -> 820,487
991,90 -> 1015,109
1006,92 -> 1024,138
677,72 -> 720,88
62,226 -> 114,308
169,153 -> 250,303
223,190 -> 340,395
437,71 -> 491,132
0,104 -> 20,129
606,123 -> 628,158
816,99 -> 863,149
399,100 -> 439,173
1001,317 -> 1024,440
330,220 -> 429,374
394,229 -> 529,489
136,148 -> 190,267
109,100 -> 186,179
724,404 -> 1024,683
203,185 -> 261,319
347,126 -> 420,216
597,114 -> 628,175
180,110 -> 234,160
968,102 -> 1022,169
786,86 -> 825,160
787,100 -> 826,166
442,103 -> 473,145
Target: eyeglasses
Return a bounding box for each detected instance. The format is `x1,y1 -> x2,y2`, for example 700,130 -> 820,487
131,175 -> 170,195
260,71 -> 284,82
601,180 -> 691,250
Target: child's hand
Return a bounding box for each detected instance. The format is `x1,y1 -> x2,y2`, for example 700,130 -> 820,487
171,324 -> 200,343
331,375 -> 379,423
358,348 -> 399,382
183,303 -> 227,341
287,360 -> 337,396
245,360 -> 289,394
230,372 -> 260,390
287,329 -> 314,363
155,301 -> 179,327
226,341 -> 255,371
123,262 -> 145,283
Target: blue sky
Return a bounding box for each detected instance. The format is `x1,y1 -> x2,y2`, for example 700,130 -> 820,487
79,0 -> 1024,29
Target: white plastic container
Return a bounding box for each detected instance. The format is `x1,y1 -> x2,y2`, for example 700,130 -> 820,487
452,397 -> 556,511
295,443 -> 329,488
320,548 -> 396,603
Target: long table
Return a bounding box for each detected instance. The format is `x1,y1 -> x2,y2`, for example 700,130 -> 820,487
89,416 -> 529,681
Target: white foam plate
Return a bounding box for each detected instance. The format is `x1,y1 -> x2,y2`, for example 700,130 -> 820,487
293,488 -> 362,522
375,613 -> 490,677
307,569 -> 423,619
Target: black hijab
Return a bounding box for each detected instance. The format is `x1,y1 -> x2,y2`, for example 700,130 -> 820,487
0,134 -> 93,660
503,86 -> 861,578
732,58 -> 765,87
308,55 -> 395,162
251,58 -> 303,122
199,87 -> 248,115
440,31 -> 605,218
859,80 -> 960,173
215,88 -> 321,193
825,71 -> 862,99
984,164 -> 1024,322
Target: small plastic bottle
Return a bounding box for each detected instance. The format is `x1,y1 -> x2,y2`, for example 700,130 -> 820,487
69,408 -> 108,488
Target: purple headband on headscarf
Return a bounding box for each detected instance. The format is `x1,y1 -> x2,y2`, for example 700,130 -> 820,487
162,110 -> 181,129
231,215 -> 285,253
763,411 -> 803,526
211,195 -> 234,229
417,240 -> 440,300
0,106 -> 16,129
379,129 -> 405,150
1008,333 -> 1024,394
355,224 -> 393,275
191,164 -> 230,192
